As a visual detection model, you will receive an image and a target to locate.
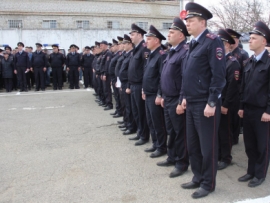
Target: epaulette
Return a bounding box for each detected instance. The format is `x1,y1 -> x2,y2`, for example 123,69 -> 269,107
243,56 -> 252,66
159,50 -> 165,55
143,43 -> 147,47
184,44 -> 189,50
206,33 -> 217,40
269,54 -> 270,58
119,51 -> 122,55
229,56 -> 237,61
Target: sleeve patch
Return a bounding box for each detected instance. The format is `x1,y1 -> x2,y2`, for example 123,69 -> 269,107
216,48 -> 223,60
183,44 -> 189,50
107,56 -> 110,61
229,56 -> 236,61
144,52 -> 149,59
206,33 -> 217,40
159,50 -> 165,55
234,71 -> 239,80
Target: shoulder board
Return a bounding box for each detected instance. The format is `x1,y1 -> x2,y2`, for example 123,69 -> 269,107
243,56 -> 252,66
119,51 -> 122,55
183,44 -> 189,50
269,54 -> 270,58
206,33 -> 217,40
229,56 -> 237,61
159,50 -> 165,55
142,43 -> 147,47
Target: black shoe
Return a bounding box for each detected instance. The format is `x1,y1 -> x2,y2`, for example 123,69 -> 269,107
150,150 -> 167,158
46,84 -> 52,87
144,147 -> 156,153
53,88 -> 57,90
157,160 -> 175,167
169,168 -> 186,178
118,124 -> 126,128
104,106 -> 113,111
123,130 -> 136,135
113,114 -> 122,118
99,103 -> 105,106
248,177 -> 265,187
41,89 -> 45,91
192,187 -> 214,199
110,112 -> 117,116
217,161 -> 230,170
181,181 -> 200,189
117,121 -> 124,124
95,99 -> 101,103
102,104 -> 107,107
35,89 -> 39,91
120,128 -> 127,132
24,89 -> 28,92
75,87 -> 80,89
59,87 -> 62,90
93,93 -> 97,96
129,136 -> 140,140
19,90 -> 24,92
135,139 -> 148,146
238,174 -> 254,182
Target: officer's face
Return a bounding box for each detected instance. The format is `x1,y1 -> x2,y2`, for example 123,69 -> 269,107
146,36 -> 159,51
130,32 -> 142,45
86,49 -> 91,54
17,45 -> 23,51
167,29 -> 183,46
36,46 -> 42,51
70,47 -> 76,53
123,42 -> 131,51
186,17 -> 205,37
5,49 -> 11,54
249,34 -> 266,51
53,47 -> 58,53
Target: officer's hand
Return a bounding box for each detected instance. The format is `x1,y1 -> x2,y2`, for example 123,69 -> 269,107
161,98 -> 164,108
30,68 -> 33,72
238,110 -> 244,118
93,69 -> 95,73
126,88 -> 131,94
176,104 -> 185,115
221,106 -> 228,115
14,70 -> 17,74
155,97 -> 162,105
26,68 -> 30,72
103,76 -> 106,81
66,67 -> 69,71
181,99 -> 187,110
204,104 -> 216,118
43,67 -> 46,72
261,113 -> 270,122
96,75 -> 98,78
142,93 -> 146,100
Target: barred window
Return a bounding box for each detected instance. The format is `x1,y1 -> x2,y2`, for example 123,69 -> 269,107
163,23 -> 171,29
137,22 -> 148,30
8,20 -> 23,28
107,21 -> 120,29
76,20 -> 90,29
42,20 -> 57,29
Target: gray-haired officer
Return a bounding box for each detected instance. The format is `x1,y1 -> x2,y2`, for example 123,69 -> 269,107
217,29 -> 240,170
180,2 -> 226,198
238,21 -> 270,187
157,17 -> 190,178
142,25 -> 167,158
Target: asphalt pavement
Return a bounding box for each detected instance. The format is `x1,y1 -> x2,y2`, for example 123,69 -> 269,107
0,86 -> 269,203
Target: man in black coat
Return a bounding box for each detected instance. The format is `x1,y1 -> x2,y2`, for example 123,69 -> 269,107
0,51 -> 14,92
81,46 -> 94,89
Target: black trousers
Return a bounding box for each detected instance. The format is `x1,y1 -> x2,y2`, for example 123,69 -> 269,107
130,84 -> 149,141
119,86 -> 128,126
231,99 -> 240,143
34,67 -> 45,90
12,72 -> 18,90
218,110 -> 233,163
102,75 -> 113,108
52,68 -> 63,89
83,68 -> 93,88
93,72 -> 98,93
145,94 -> 167,152
164,96 -> 189,171
243,105 -> 270,179
17,67 -> 27,90
26,71 -> 35,88
97,75 -> 105,103
112,78 -> 122,115
186,100 -> 221,191
122,83 -> 136,131
69,67 -> 79,88
4,78 -> 13,92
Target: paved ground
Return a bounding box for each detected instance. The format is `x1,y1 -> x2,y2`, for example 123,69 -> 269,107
0,86 -> 269,203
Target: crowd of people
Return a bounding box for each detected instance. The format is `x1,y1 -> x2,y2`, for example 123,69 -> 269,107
1,2 -> 270,200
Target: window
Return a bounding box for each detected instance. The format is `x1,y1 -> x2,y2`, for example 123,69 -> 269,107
107,21 -> 120,29
76,20 -> 89,29
163,23 -> 171,29
137,22 -> 148,30
42,20 -> 57,29
8,20 -> 23,28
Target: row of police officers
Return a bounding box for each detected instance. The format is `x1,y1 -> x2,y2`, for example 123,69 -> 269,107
90,2 -> 270,199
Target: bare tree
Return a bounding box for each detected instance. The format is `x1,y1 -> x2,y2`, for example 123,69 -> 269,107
209,0 -> 270,32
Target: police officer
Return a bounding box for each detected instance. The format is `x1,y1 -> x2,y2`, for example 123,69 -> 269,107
81,46 -> 94,89
14,42 -> 30,92
0,51 -> 14,92
49,44 -> 65,90
109,39 -> 123,118
119,34 -> 137,135
238,21 -> 270,187
66,44 -> 81,89
128,23 -> 150,145
141,25 -> 167,158
31,43 -> 47,91
180,3 -> 226,198
5,46 -> 17,91
217,29 -> 240,170
225,28 -> 249,144
157,17 -> 190,178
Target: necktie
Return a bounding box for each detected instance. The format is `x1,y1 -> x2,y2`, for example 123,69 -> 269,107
169,49 -> 175,58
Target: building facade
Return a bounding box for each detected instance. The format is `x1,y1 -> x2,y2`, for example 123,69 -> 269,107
0,0 -> 180,50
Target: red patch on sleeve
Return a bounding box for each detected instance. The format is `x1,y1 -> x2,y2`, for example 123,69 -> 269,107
216,48 -> 223,60
234,71 -> 239,80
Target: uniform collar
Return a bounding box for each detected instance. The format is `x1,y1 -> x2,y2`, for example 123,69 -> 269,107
194,29 -> 207,42
175,40 -> 187,52
254,49 -> 266,62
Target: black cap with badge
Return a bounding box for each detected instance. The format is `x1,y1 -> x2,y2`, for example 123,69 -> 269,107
170,17 -> 190,37
123,34 -> 132,44
185,2 -> 213,20
69,44 -> 76,49
218,29 -> 235,44
249,21 -> 270,44
17,42 -> 24,47
225,28 -> 242,39
117,36 -> 123,44
145,25 -> 166,41
85,46 -> 91,50
129,23 -> 147,35
100,40 -> 108,45
112,39 -> 118,45
52,44 -> 59,48
35,43 -> 42,47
